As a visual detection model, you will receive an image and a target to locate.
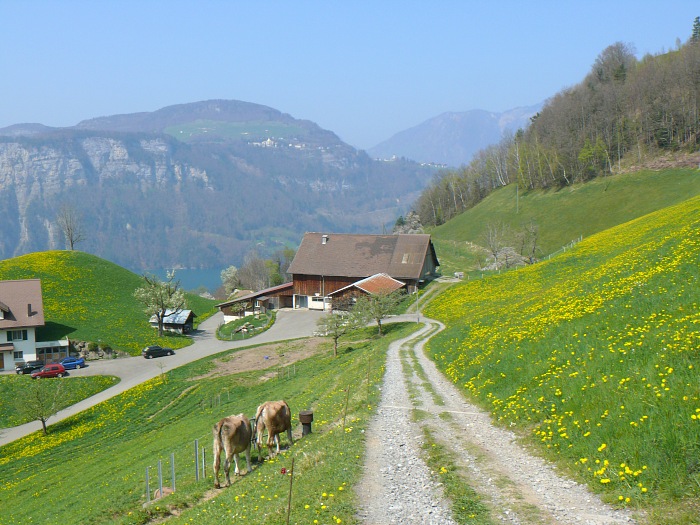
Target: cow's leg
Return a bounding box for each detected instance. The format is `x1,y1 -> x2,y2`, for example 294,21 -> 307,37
224,449 -> 233,486
287,427 -> 294,446
213,447 -> 222,488
244,443 -> 252,473
233,452 -> 241,475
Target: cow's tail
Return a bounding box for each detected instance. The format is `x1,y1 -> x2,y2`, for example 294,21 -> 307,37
213,420 -> 225,452
253,404 -> 265,443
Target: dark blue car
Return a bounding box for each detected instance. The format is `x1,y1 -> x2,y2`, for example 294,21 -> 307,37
60,356 -> 86,370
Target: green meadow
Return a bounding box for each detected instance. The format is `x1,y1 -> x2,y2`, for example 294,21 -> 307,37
165,119 -> 306,142
425,194 -> 700,523
0,251 -> 217,354
0,324 -> 414,525
432,168 -> 700,275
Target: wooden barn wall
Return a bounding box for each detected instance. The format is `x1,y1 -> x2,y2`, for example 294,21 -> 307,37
293,275 -> 357,296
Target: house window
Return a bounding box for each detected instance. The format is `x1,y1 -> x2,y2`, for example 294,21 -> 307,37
13,351 -> 23,360
7,330 -> 28,341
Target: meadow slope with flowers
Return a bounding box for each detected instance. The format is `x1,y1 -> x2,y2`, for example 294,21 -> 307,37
0,323 -> 414,525
0,251 -> 216,353
424,194 -> 700,523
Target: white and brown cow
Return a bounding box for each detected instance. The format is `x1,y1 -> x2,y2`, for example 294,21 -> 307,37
213,413 -> 253,488
254,400 -> 293,459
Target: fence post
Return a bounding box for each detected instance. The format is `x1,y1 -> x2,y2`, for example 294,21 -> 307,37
195,439 -> 200,481
202,446 -> 207,479
158,460 -> 163,499
171,453 -> 176,492
145,466 -> 151,503
342,387 -> 351,431
286,457 -> 295,525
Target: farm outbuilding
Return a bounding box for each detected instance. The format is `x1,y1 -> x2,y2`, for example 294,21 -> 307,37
328,273 -> 406,310
149,309 -> 196,334
216,282 -> 294,323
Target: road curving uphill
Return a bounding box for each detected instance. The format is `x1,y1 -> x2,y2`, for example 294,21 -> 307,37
356,318 -> 639,525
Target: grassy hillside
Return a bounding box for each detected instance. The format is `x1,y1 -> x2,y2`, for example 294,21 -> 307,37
425,194 -> 700,522
0,324 -> 415,525
0,251 -> 217,354
432,168 -> 700,274
165,119 -> 306,142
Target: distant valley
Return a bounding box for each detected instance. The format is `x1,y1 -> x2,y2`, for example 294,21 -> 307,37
0,99 -> 536,272
0,100 -> 437,271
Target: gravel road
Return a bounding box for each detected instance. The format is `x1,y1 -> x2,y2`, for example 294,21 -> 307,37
355,319 -> 641,525
0,309 -> 324,446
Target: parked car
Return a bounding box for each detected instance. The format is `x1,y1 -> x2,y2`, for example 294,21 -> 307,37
59,356 -> 85,370
142,345 -> 174,359
15,360 -> 44,375
31,363 -> 66,379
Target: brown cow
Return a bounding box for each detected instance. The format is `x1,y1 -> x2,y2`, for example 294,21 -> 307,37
213,413 -> 253,488
254,400 -> 293,459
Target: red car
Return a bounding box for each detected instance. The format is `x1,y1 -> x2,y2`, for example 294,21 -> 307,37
31,363 -> 66,379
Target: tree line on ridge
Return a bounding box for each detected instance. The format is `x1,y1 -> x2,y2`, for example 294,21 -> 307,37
415,18 -> 700,227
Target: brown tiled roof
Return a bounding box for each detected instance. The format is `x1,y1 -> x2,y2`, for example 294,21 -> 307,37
0,279 -> 45,329
329,273 -> 405,296
287,233 -> 438,280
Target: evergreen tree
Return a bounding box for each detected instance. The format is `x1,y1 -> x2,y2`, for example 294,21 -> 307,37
692,16 -> 700,44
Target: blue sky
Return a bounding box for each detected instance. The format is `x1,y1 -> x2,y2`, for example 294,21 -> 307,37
1,1 -> 697,149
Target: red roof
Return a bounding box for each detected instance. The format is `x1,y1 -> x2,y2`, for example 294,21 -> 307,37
329,273 -> 405,296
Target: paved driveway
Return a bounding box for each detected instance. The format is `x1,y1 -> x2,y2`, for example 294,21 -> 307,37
0,308 -> 324,446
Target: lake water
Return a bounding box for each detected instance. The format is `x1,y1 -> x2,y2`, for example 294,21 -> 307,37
146,268 -> 225,293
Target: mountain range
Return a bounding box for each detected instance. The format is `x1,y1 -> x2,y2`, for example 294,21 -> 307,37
0,99 -> 534,271
368,104 -> 541,167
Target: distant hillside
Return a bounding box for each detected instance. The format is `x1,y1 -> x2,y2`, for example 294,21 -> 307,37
431,168 -> 700,275
0,251 -> 216,353
0,100 -> 435,270
367,105 -> 540,167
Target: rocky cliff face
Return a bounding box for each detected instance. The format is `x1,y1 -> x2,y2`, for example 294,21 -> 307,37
0,121 -> 433,270
0,135 -> 209,262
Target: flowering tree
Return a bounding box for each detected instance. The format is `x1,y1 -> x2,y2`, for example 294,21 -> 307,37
133,271 -> 186,337
353,289 -> 405,336
316,309 -> 367,357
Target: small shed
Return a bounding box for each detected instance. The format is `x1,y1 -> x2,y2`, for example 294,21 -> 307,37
149,309 -> 196,334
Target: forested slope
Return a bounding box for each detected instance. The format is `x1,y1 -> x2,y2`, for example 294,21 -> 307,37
416,20 -> 700,227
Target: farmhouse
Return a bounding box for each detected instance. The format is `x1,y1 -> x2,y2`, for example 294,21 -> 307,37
0,279 -> 45,371
287,232 -> 439,310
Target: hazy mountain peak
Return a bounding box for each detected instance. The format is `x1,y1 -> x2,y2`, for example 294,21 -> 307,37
368,104 -> 542,167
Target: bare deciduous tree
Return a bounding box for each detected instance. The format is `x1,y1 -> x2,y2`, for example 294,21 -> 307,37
238,251 -> 271,291
15,378 -> 63,436
483,222 -> 510,266
56,204 -> 86,250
